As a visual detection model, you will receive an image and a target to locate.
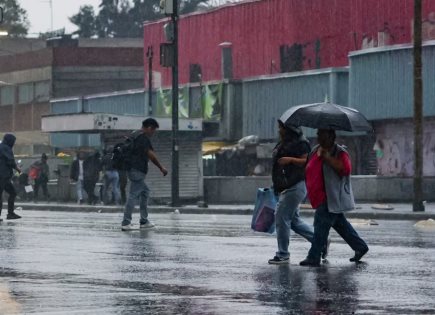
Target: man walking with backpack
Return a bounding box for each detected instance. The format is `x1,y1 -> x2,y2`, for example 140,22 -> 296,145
121,118 -> 168,231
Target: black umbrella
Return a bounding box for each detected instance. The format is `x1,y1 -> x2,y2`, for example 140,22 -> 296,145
280,102 -> 373,132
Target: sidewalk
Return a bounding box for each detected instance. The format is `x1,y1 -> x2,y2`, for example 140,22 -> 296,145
13,201 -> 435,221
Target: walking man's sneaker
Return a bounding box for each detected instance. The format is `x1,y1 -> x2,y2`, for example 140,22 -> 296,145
350,248 -> 369,262
7,212 -> 21,220
299,257 -> 320,267
121,224 -> 134,231
268,256 -> 289,265
140,221 -> 155,229
322,237 -> 331,260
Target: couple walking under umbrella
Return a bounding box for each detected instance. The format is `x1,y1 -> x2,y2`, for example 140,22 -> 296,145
269,102 -> 370,266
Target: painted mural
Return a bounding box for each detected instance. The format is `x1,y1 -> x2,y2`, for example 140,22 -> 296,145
373,120 -> 435,176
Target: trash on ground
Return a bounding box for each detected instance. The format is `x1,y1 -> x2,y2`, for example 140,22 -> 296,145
349,219 -> 379,226
371,204 -> 395,210
414,219 -> 435,229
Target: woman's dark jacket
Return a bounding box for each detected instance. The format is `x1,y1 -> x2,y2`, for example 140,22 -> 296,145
272,136 -> 310,194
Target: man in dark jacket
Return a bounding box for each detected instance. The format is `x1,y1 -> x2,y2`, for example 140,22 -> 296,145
32,153 -> 50,201
0,134 -> 22,220
83,152 -> 102,205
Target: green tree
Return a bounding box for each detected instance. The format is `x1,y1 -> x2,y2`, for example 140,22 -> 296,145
0,0 -> 29,37
70,0 -> 210,38
69,5 -> 97,38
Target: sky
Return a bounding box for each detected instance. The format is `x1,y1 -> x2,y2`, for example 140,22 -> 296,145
19,0 -> 101,36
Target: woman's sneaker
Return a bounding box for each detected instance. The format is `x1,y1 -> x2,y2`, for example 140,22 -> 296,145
121,224 -> 134,231
268,256 -> 289,265
140,221 -> 155,229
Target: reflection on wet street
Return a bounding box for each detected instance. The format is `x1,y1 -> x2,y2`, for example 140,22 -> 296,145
1,211 -> 434,314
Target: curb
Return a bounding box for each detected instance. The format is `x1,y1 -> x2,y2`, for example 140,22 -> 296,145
14,203 -> 435,221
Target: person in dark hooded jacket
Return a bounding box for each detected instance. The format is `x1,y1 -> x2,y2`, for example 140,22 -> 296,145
0,134 -> 22,221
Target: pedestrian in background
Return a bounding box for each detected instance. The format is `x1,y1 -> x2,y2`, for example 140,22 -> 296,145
300,129 -> 369,267
118,170 -> 128,204
102,147 -> 121,205
0,134 -> 22,221
70,151 -> 86,204
83,151 -> 102,205
268,121 -> 320,264
121,118 -> 168,231
32,153 -> 50,201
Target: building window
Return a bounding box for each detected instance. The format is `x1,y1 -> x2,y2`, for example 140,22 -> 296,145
189,64 -> 202,83
18,83 -> 34,104
35,81 -> 50,102
0,86 -> 14,106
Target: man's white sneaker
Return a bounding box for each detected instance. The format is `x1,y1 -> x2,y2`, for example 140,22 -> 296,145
140,221 -> 155,229
121,224 -> 134,231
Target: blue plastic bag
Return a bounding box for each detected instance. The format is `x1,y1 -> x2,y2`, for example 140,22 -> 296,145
251,188 -> 278,234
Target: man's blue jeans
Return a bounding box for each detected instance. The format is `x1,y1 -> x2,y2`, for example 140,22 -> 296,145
122,169 -> 150,226
103,170 -> 121,204
308,203 -> 368,261
275,181 -> 314,259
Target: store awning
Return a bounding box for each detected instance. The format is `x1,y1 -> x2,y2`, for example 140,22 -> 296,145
202,141 -> 234,155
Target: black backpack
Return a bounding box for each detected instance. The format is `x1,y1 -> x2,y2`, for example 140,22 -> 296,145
112,131 -> 142,171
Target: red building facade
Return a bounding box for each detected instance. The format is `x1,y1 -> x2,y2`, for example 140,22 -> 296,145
144,0 -> 435,87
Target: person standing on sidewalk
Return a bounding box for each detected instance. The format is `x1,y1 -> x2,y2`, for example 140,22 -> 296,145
102,147 -> 121,205
268,121 -> 321,264
300,129 -> 369,267
83,151 -> 102,205
70,151 -> 86,204
0,134 -> 22,221
32,153 -> 50,201
121,118 -> 168,231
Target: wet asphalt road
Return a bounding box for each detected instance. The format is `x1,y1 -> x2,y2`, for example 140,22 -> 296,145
0,210 -> 434,315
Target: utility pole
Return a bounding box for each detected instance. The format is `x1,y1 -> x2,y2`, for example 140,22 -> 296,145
413,0 -> 425,212
146,46 -> 153,116
171,0 -> 180,207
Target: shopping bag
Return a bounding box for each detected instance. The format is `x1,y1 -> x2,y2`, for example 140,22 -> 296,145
24,185 -> 34,193
251,188 -> 278,234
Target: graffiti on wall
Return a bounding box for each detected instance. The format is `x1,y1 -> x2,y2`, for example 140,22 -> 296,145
422,12 -> 435,41
361,13 -> 435,50
373,121 -> 435,176
278,39 -> 322,73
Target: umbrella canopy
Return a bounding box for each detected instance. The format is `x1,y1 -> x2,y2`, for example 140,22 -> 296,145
280,102 -> 373,132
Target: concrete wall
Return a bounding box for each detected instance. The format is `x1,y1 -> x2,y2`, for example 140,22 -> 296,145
373,118 -> 435,176
204,176 -> 435,204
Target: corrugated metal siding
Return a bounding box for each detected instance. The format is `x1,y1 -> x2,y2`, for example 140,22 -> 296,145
144,0 -> 435,86
84,92 -> 146,115
336,72 -> 349,106
51,99 -> 81,114
50,133 -> 101,148
349,43 -> 435,120
241,71 -> 335,140
145,132 -> 203,199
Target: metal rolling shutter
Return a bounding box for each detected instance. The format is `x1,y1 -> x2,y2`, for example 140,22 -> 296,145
146,132 -> 203,199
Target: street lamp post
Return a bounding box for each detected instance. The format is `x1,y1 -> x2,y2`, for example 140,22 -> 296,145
171,0 -> 180,207
413,0 -> 425,212
146,46 -> 153,116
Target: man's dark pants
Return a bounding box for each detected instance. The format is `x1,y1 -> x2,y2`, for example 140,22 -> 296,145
84,179 -> 98,204
308,203 -> 368,261
0,179 -> 17,215
34,178 -> 49,200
